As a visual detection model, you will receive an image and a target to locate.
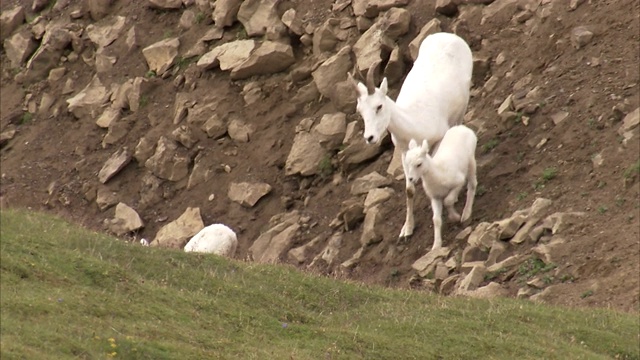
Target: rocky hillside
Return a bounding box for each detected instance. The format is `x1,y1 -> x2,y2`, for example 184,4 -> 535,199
1,0 -> 638,312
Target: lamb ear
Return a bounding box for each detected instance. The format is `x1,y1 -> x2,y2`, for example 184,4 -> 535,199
421,139 -> 429,154
380,77 -> 388,95
408,139 -> 418,150
355,82 -> 368,97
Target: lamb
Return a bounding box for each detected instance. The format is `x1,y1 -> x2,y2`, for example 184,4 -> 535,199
349,32 -> 473,239
403,125 -> 478,250
184,223 -> 238,258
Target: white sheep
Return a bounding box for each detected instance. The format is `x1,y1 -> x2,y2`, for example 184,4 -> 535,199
184,224 -> 238,258
350,32 -> 473,239
403,125 -> 478,250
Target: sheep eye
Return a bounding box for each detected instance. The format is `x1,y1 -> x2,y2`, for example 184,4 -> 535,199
376,104 -> 382,113
416,163 -> 422,168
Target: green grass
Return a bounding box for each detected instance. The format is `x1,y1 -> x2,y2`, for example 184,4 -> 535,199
624,159 -> 640,179
20,112 -> 33,124
318,154 -> 335,178
1,209 -> 638,359
482,138 -> 499,153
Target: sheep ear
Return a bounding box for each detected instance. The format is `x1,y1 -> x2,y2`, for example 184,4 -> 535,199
380,77 -> 388,95
408,139 -> 418,150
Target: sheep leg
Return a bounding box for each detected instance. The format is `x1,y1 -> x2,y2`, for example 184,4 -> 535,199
430,198 -> 444,250
444,188 -> 461,222
399,181 -> 415,238
461,158 -> 477,223
399,152 -> 415,238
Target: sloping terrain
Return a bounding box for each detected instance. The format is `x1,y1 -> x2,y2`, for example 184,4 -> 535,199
1,0 -> 638,313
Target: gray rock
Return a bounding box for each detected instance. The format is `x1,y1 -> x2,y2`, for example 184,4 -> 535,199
212,0 -> 242,28
352,0 -> 409,18
363,187 -> 394,213
412,246 -> 452,277
86,15 -> 126,49
0,6 -> 25,43
571,26 -> 594,49
249,211 -> 300,262
228,181 -> 272,207
237,0 -> 286,39
4,31 -> 37,68
152,207 -> 204,248
144,137 -> 190,182
108,202 -> 144,236
66,75 -> 111,119
148,0 -> 182,9
142,37 -> 180,75
408,19 -> 441,61
98,147 -> 132,184
350,171 -> 392,195
197,39 -> 256,71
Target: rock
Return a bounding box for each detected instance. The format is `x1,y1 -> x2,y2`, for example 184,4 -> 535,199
331,198 -> 365,231
412,246 -> 452,277
467,222 -> 498,248
618,107 -> 639,135
493,213 -> 527,239
171,125 -> 198,148
197,39 -> 256,71
288,235 -> 323,264
213,0 -> 243,28
148,0 -> 182,10
184,224 -> 238,258
352,0 -> 409,18
0,6 -> 25,43
144,137 -> 190,182
532,236 -> 566,264
462,245 -> 488,264
228,181 -> 272,207
134,136 -> 156,165
481,0 -> 519,25
314,112 -> 347,150
66,75 -> 111,119
435,0 -> 458,16
550,111 -> 569,125
463,282 -> 508,299
569,0 -> 586,11
227,117 -> 255,142
86,15 -> 126,49
237,0 -> 286,39
142,37 -> 180,75
4,31 -> 38,68
249,211 -> 300,262
152,207 -> 204,248
455,263 -> 487,293
571,26 -> 594,49
95,107 -> 121,128
350,171 -> 392,195
98,147 -> 132,183
96,186 -> 118,211
24,25 -> 72,83
487,254 -> 529,273
360,205 -> 383,246
352,22 -> 395,73
312,46 -> 353,111
281,8 -> 304,36
486,240 -> 508,267
439,274 -> 461,295
510,198 -> 553,244
408,19 -> 441,61
382,8 -> 411,39
363,187 -> 394,213
310,232 -> 343,267
108,202 -> 144,236
285,120 -> 327,176
102,117 -> 132,148
231,41 -> 295,79
87,0 -> 113,21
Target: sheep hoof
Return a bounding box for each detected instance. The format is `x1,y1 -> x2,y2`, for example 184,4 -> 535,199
399,226 -> 414,239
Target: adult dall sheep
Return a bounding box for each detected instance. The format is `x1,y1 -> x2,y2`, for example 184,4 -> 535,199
184,224 -> 238,258
349,32 -> 473,239
404,125 -> 478,250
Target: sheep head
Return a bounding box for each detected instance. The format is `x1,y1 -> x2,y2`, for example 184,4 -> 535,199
404,139 -> 430,184
350,63 -> 391,145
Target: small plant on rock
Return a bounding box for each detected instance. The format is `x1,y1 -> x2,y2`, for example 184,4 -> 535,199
482,138 -> 499,153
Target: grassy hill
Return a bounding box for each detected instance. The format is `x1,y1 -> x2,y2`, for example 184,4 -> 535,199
1,209 -> 637,359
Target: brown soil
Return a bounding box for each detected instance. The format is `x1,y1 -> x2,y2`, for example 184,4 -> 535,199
1,0 -> 638,313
